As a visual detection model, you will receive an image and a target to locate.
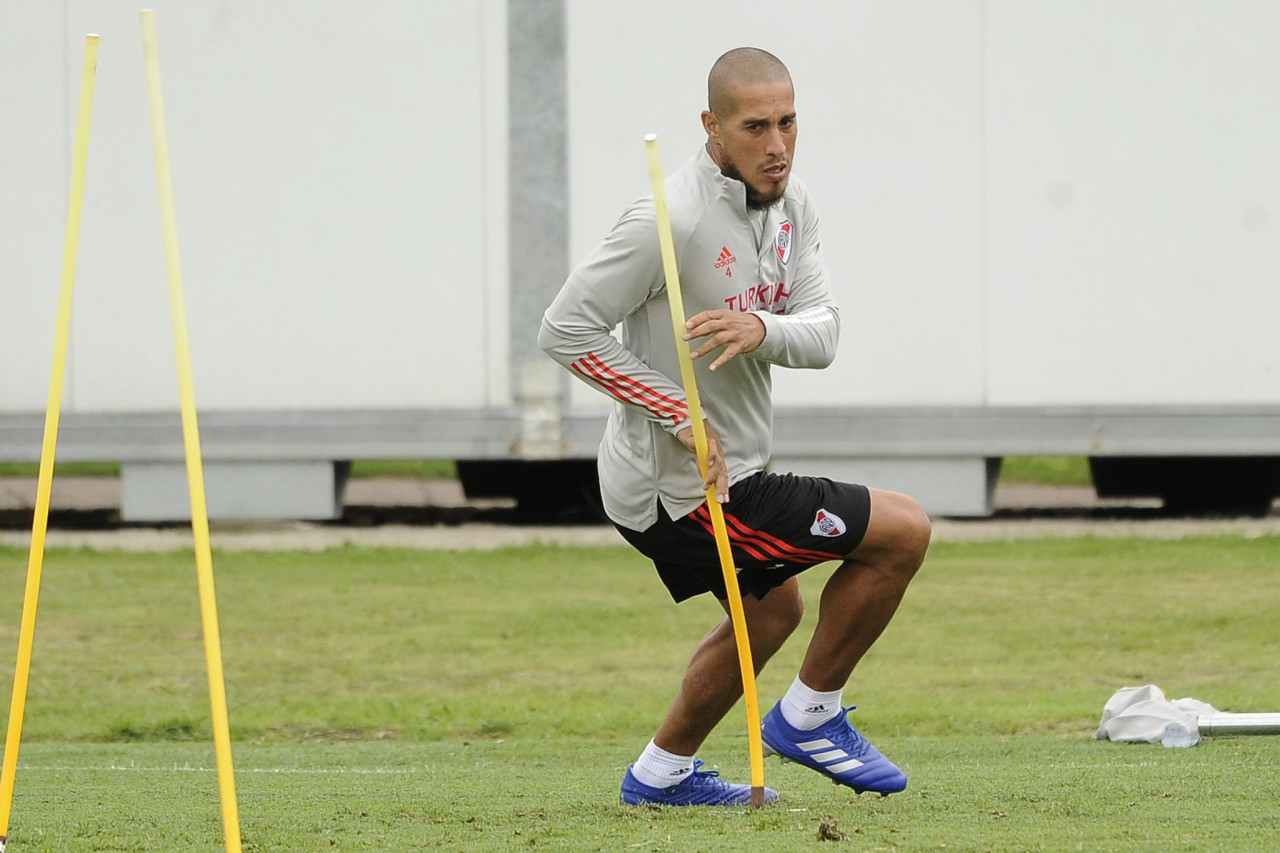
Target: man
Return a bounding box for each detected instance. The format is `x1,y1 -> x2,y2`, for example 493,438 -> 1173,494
538,47 -> 931,806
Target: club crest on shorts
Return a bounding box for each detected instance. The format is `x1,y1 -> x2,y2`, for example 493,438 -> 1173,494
810,508 -> 846,537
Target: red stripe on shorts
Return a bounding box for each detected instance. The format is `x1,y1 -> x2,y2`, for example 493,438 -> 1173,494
691,505 -> 845,564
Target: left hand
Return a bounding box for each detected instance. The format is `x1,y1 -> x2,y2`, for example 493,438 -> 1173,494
683,309 -> 765,371
675,418 -> 729,502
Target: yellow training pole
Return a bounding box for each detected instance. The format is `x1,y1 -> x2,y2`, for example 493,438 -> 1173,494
644,135 -> 766,807
140,11 -> 242,852
0,34 -> 99,852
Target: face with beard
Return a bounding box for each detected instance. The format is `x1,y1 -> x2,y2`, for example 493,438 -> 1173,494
701,78 -> 797,210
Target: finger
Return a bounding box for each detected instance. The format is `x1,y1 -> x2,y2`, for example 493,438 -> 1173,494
683,311 -> 729,342
699,441 -> 718,483
683,322 -> 717,344
713,460 -> 730,503
700,447 -> 717,489
688,336 -> 721,360
706,343 -> 742,372
684,310 -> 718,331
691,328 -> 742,362
702,464 -> 726,499
705,440 -> 729,502
708,333 -> 753,370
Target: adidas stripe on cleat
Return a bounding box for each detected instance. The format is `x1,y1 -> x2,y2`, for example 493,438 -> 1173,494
620,760 -> 779,807
760,701 -> 907,796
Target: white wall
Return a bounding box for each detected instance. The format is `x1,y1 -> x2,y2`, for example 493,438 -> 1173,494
0,2 -> 68,411
566,0 -> 1280,409
1,0 -> 509,413
3,1 -> 1277,421
984,1 -> 1280,405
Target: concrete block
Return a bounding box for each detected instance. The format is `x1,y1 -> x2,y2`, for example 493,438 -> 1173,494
122,461 -> 346,522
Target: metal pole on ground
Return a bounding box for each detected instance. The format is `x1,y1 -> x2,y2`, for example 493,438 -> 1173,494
1198,713 -> 1280,736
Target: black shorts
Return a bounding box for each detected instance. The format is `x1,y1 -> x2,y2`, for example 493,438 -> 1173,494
615,471 -> 871,603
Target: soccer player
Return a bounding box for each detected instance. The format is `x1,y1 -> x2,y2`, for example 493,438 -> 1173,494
538,47 -> 931,806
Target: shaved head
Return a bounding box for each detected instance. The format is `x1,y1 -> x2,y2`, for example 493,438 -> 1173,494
707,47 -> 793,118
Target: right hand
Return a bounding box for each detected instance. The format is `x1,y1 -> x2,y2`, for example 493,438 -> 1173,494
675,418 -> 729,503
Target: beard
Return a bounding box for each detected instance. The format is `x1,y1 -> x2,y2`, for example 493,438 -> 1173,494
719,157 -> 787,210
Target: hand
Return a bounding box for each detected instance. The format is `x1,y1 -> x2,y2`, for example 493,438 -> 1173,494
675,418 -> 729,503
683,309 -> 765,371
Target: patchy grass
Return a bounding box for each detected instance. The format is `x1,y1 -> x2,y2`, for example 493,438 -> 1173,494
0,536 -> 1277,850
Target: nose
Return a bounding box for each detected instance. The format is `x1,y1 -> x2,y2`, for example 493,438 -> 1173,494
764,125 -> 786,156
762,124 -> 783,157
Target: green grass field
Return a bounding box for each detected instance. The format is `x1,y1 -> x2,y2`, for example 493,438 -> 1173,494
0,536 -> 1276,851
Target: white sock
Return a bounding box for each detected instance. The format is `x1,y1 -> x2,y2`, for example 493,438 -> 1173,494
631,739 -> 696,789
779,675 -> 843,731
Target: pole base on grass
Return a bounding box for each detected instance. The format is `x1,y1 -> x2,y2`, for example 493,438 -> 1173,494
751,786 -> 765,808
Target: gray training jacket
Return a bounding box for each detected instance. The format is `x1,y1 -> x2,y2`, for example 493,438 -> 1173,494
538,145 -> 840,532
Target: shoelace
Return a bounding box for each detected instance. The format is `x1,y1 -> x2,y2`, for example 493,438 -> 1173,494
688,759 -> 719,783
836,705 -> 870,757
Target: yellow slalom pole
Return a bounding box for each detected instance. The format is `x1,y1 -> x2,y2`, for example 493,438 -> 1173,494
139,12 -> 242,852
0,34 -> 100,852
644,135 -> 766,807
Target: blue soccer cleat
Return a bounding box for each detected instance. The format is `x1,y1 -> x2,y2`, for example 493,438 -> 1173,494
760,701 -> 907,796
620,760 -> 779,806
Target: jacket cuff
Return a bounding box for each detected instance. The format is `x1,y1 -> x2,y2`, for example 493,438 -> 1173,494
748,310 -> 780,360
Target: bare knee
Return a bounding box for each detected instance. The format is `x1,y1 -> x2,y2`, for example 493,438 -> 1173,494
856,489 -> 932,576
739,580 -> 804,658
762,583 -> 805,635
897,495 -> 931,571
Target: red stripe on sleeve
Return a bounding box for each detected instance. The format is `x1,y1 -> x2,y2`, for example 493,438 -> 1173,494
582,353 -> 688,419
571,353 -> 688,425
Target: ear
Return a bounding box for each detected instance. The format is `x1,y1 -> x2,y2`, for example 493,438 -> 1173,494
701,109 -> 719,141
